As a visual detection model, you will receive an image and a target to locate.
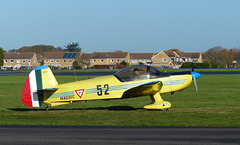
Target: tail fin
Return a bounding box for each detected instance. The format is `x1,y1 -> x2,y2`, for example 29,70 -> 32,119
21,66 -> 58,107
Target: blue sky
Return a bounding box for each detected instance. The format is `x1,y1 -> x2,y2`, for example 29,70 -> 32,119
1,0 -> 240,53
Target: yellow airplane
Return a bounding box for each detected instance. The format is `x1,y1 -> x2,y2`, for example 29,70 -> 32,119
22,65 -> 201,111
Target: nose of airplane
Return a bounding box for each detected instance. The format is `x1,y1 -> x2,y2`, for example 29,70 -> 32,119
191,72 -> 201,79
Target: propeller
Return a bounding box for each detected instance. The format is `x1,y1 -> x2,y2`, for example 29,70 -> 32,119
191,62 -> 201,93
193,76 -> 198,93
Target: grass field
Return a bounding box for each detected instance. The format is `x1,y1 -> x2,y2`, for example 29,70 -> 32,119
0,74 -> 240,126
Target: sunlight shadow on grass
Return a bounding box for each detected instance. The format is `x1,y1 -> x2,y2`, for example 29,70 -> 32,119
8,106 -> 140,111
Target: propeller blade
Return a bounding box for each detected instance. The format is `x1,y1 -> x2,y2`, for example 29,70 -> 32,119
193,76 -> 198,93
191,72 -> 201,94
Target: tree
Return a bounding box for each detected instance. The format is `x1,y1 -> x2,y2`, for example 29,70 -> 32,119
64,42 -> 81,52
17,45 -> 57,57
8,49 -> 19,53
235,49 -> 240,65
0,47 -> 5,66
204,46 -> 226,68
56,46 -> 63,52
220,49 -> 235,68
72,60 -> 79,69
167,49 -> 183,53
118,61 -> 130,69
78,54 -> 90,69
120,61 -> 127,66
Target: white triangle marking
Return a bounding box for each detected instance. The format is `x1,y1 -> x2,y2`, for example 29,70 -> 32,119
75,89 -> 84,98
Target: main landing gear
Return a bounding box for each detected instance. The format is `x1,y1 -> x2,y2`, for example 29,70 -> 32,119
143,93 -> 171,111
45,104 -> 51,111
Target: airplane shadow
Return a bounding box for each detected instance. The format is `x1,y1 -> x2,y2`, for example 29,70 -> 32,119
8,106 -> 142,112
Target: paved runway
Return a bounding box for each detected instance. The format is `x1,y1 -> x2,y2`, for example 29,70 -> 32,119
0,126 -> 239,145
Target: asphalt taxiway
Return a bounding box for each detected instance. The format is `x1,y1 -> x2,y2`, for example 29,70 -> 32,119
0,126 -> 239,145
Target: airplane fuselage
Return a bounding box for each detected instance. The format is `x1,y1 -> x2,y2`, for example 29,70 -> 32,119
43,73 -> 192,107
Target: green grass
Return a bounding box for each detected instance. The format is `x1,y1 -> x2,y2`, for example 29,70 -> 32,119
0,74 -> 240,126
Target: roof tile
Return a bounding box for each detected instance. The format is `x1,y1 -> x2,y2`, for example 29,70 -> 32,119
130,53 -> 155,59
44,52 -> 80,59
4,53 -> 34,59
91,52 -> 128,59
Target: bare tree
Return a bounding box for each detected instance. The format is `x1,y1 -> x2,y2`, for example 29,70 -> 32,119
204,46 -> 225,68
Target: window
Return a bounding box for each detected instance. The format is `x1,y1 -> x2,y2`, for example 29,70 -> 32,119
22,60 -> 26,63
116,59 -> 120,62
93,59 -> 96,62
56,59 -> 59,63
10,60 -> 14,63
132,60 -> 137,63
111,59 -> 114,62
162,58 -> 167,62
17,60 -> 20,63
63,60 -> 66,62
51,59 -> 54,63
28,60 -> 31,63
45,60 -> 49,63
114,65 -> 162,82
140,59 -> 145,63
176,58 -> 182,62
4,60 -> 7,63
100,59 -> 104,62
193,59 -> 198,62
69,59 -> 72,62
186,58 -> 191,62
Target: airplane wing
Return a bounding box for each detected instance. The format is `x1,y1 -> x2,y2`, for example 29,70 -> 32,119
122,81 -> 163,98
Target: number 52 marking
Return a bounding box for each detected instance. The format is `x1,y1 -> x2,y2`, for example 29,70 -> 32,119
97,84 -> 110,96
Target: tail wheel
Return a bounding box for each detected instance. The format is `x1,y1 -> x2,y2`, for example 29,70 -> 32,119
160,108 -> 169,111
45,104 -> 51,111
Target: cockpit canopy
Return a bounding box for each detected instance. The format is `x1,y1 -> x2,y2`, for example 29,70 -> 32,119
114,65 -> 163,82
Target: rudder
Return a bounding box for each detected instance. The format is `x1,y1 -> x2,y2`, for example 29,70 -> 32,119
21,66 -> 58,107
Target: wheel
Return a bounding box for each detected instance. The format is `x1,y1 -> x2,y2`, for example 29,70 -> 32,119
160,108 -> 169,111
45,104 -> 51,111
